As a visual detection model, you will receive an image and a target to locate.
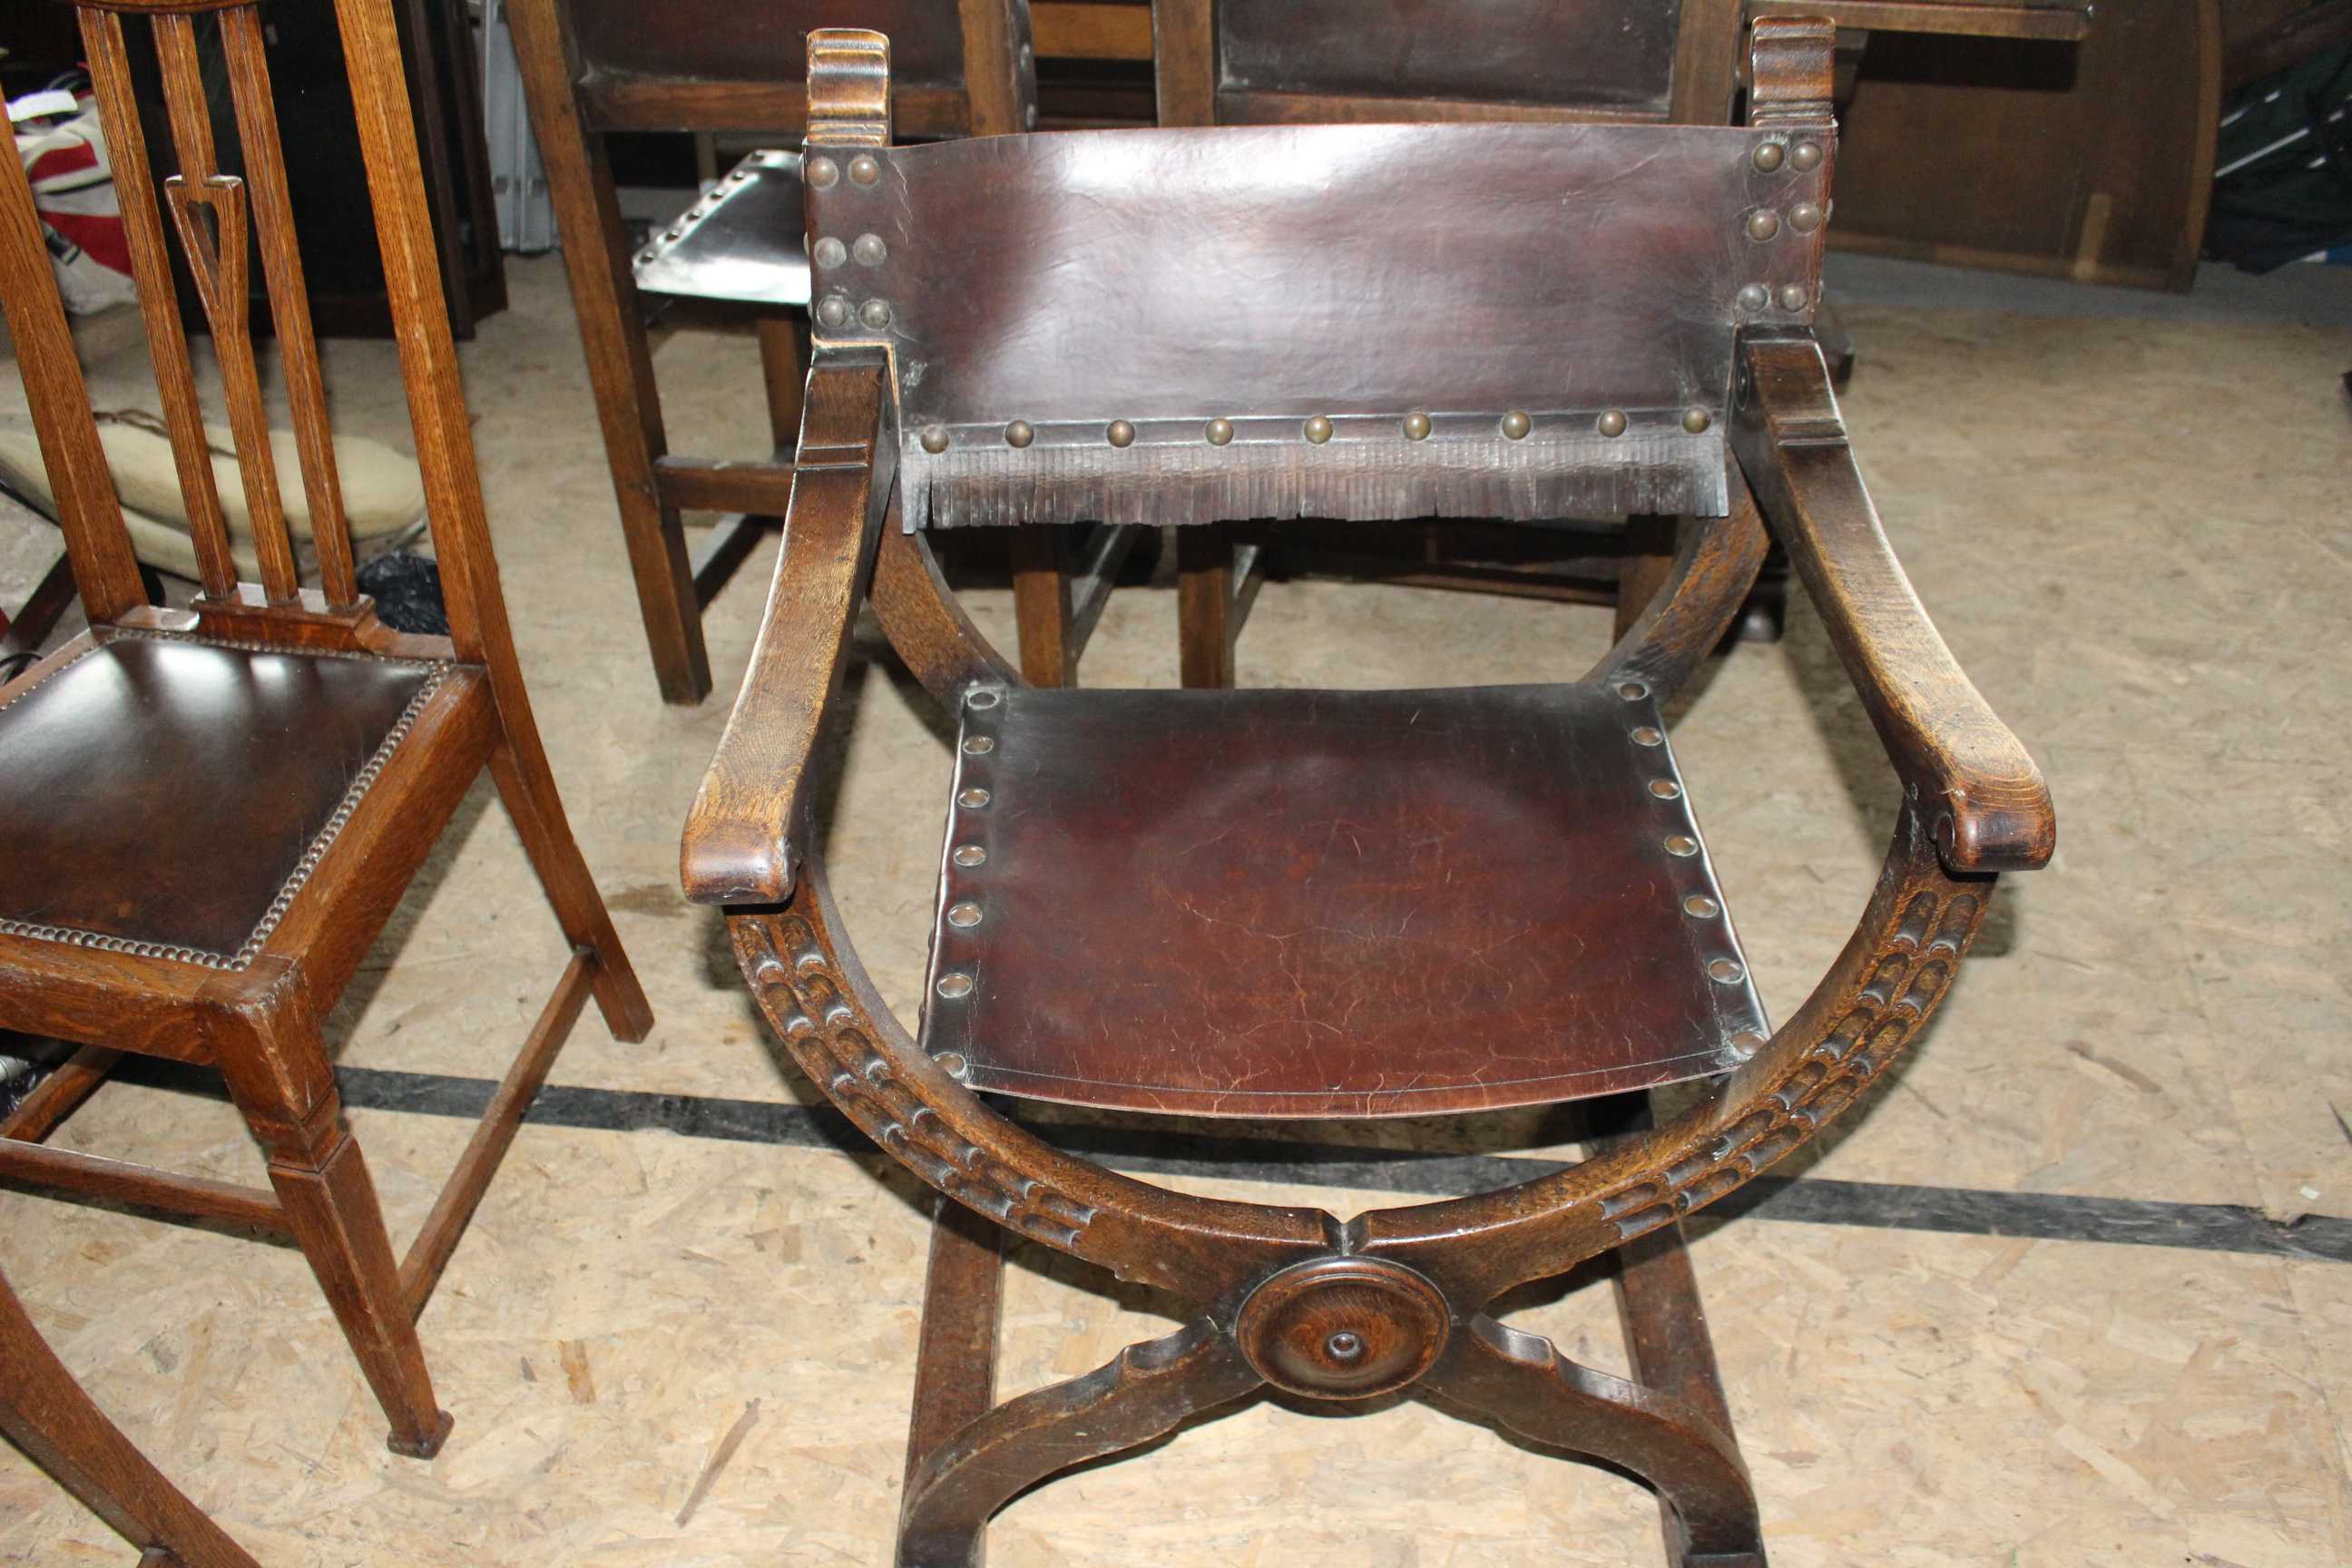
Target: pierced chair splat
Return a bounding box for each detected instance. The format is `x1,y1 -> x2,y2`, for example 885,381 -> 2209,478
685,21 -> 2053,1567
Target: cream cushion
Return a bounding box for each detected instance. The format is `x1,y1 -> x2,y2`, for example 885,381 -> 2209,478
0,416 -> 425,582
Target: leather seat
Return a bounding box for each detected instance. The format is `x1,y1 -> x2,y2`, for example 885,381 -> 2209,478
0,632 -> 444,966
919,682 -> 1770,1118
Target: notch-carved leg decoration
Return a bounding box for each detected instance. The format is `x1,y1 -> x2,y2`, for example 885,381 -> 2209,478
897,1319 -> 1263,1568
1421,1316 -> 1764,1567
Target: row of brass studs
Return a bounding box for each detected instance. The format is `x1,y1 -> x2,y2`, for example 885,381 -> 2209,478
930,687 -> 1003,1039
1743,137 -> 1828,322
808,152 -> 892,333
1619,679 -> 1767,1063
916,407 -> 1718,455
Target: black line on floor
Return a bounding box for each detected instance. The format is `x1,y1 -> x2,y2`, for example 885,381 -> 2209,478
105,1058 -> 2352,1266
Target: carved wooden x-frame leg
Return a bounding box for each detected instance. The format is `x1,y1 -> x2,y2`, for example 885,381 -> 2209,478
891,1166 -> 1766,1568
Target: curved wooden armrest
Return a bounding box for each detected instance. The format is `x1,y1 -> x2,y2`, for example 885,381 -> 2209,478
1732,333 -> 2055,874
681,361 -> 894,906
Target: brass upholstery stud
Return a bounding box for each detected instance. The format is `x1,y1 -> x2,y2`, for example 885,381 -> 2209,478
1500,410 -> 1532,440
806,156 -> 839,188
1709,957 -> 1746,983
933,1051 -> 969,1074
966,689 -> 1001,709
1107,420 -> 1137,448
852,232 -> 888,265
1650,779 -> 1682,799
1597,409 -> 1628,438
1683,408 -> 1713,435
815,296 -> 852,329
858,299 -> 893,329
663,226 -> 683,240
848,152 -> 881,185
947,902 -> 983,928
1631,725 -> 1663,746
1004,420 -> 1034,449
1789,201 -> 1824,233
952,845 -> 987,867
1779,283 -> 1811,312
963,735 -> 995,754
1685,894 -> 1720,918
919,426 -> 949,454
1304,416 -> 1334,445
1790,140 -> 1824,172
1205,417 -> 1235,446
936,973 -> 974,999
1752,142 -> 1786,173
958,787 -> 991,808
1727,1030 -> 1765,1061
1736,282 -> 1769,311
1402,411 -> 1432,441
1665,834 -> 1698,857
1746,210 -> 1780,242
1618,680 -> 1648,701
813,236 -> 848,269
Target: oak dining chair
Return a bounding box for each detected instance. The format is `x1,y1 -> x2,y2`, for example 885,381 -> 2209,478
0,0 -> 652,1461
509,0 -> 1125,701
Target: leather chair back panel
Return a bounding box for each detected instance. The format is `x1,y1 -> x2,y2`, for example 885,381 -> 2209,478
805,121 -> 1835,528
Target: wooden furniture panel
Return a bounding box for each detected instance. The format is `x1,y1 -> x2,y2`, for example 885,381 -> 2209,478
1819,0 -> 2221,288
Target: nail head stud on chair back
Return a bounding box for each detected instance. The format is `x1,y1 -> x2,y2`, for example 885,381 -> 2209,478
688,18 -> 2053,1564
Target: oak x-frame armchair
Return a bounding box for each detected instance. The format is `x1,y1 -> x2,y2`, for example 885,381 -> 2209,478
0,0 -> 652,1467
685,22 -> 2054,1564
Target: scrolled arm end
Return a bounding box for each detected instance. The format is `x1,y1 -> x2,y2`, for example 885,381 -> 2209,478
681,795 -> 799,907
1936,772 -> 2055,875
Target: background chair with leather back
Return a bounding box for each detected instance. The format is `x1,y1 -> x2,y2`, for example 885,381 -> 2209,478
0,0 -> 652,1462
1146,0 -> 1756,686
509,0 -> 1125,702
1139,0 -> 2102,686
685,23 -> 2053,1564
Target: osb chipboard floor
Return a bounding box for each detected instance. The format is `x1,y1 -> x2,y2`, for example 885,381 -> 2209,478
1,254 -> 2348,1564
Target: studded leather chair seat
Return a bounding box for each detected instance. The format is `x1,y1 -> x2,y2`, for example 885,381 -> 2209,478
922,681 -> 1769,1117
0,632 -> 442,967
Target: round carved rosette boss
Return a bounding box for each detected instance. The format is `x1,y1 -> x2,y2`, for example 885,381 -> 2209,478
1234,1258 -> 1451,1399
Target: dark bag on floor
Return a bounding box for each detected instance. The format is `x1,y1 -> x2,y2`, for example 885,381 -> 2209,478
2206,46 -> 2352,273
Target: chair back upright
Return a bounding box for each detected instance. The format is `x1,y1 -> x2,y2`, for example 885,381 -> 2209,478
0,0 -> 535,681
1151,0 -> 1750,128
805,21 -> 1839,534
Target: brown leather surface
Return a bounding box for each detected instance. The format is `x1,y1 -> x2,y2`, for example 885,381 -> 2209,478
565,0 -> 967,93
919,683 -> 1769,1118
804,122 -> 1835,528
1216,0 -> 1682,116
0,633 -> 438,964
